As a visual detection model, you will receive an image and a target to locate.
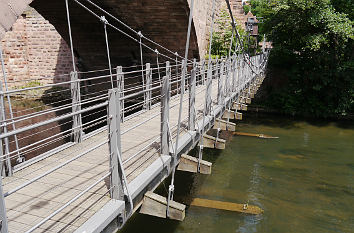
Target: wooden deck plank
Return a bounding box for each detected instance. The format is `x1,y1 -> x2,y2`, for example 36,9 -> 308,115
2,82 -> 221,232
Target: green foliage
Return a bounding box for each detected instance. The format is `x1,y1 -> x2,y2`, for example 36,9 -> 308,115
14,80 -> 42,89
208,9 -> 254,58
243,5 -> 251,14
253,0 -> 354,117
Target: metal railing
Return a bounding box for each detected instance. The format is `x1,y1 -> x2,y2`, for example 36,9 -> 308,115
0,51 -> 268,232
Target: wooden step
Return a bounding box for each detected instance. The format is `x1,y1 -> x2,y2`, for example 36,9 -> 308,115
177,154 -> 212,174
222,110 -> 242,120
201,134 -> 226,149
231,103 -> 247,111
213,118 -> 236,131
140,191 -> 185,221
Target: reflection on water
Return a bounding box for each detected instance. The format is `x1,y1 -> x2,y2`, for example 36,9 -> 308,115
120,115 -> 354,233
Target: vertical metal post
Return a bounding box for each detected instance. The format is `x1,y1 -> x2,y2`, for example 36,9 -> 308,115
0,46 -> 22,164
161,75 -> 170,156
70,71 -> 83,143
188,60 -> 196,131
181,59 -> 186,93
201,60 -> 206,85
0,84 -> 11,176
206,62 -> 213,115
225,57 -> 232,97
108,89 -> 133,217
0,51 -> 12,176
217,60 -> 224,105
144,63 -> 152,110
108,89 -> 124,200
166,61 -> 171,83
0,136 -> 4,176
232,56 -> 237,93
242,59 -> 246,90
214,58 -> 219,82
116,66 -> 124,122
175,53 -> 179,87
0,176 -> 8,233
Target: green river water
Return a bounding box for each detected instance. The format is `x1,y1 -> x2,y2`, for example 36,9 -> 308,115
121,115 -> 354,233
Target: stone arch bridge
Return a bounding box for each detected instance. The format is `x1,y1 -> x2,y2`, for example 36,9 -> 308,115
1,0 -> 225,70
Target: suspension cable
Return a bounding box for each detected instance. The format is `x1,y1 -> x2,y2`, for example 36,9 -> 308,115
198,0 -> 216,172
167,0 -> 195,218
101,16 -> 114,89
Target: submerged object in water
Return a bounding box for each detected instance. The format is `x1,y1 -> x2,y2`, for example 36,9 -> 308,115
233,131 -> 279,139
190,198 -> 263,215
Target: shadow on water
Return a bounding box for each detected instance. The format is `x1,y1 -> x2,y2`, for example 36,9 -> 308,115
241,111 -> 354,130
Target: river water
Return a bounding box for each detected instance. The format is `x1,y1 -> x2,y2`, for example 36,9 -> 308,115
121,115 -> 354,233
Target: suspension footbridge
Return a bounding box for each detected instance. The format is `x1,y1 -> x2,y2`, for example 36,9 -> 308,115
0,0 -> 269,232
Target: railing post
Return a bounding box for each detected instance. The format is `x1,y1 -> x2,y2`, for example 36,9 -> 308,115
206,61 -> 213,115
108,89 -> 124,200
0,176 -> 8,233
224,58 -> 231,98
144,63 -> 152,110
232,55 -> 237,94
161,75 -> 170,155
70,71 -> 83,143
188,59 -> 196,131
236,55 -> 241,94
217,60 -> 224,105
116,66 -> 124,122
181,59 -> 186,93
0,83 -> 11,176
166,61 -> 171,83
242,59 -> 246,91
214,58 -> 219,82
201,60 -> 206,85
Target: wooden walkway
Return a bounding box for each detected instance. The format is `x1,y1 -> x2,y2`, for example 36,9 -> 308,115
2,81 -> 219,232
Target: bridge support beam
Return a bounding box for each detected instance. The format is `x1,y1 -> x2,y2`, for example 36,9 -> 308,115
177,154 -> 212,174
140,191 -> 185,221
222,110 -> 242,120
232,102 -> 247,111
213,118 -> 236,131
240,96 -> 251,104
201,134 -> 225,150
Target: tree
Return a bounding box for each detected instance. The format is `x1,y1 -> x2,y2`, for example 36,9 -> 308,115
252,0 -> 354,117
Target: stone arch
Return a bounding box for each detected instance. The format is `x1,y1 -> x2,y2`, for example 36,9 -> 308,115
28,0 -> 201,70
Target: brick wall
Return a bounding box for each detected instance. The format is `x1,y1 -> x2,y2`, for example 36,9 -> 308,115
0,8 -> 74,89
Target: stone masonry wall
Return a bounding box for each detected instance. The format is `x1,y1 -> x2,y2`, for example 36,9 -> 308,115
191,0 -> 225,58
0,8 -> 74,89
